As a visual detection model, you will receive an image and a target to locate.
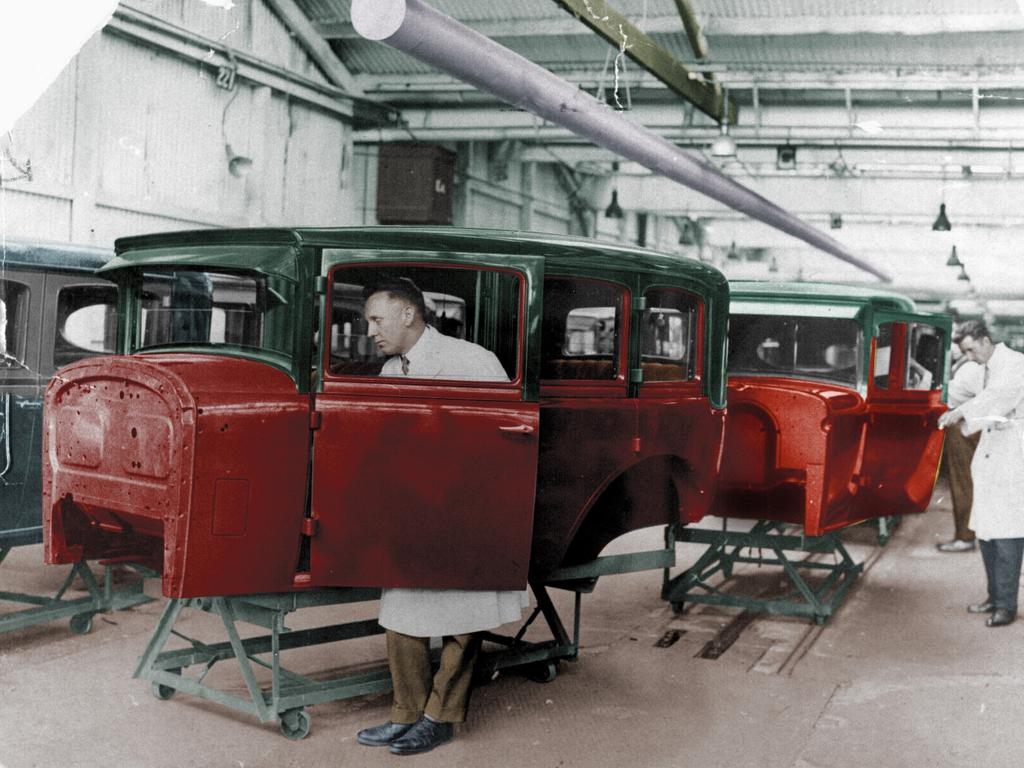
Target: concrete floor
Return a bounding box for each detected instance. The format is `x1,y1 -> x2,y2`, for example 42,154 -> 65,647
3,478 -> 1023,768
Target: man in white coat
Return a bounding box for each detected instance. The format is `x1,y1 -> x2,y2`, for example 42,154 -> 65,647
938,319 -> 1024,627
356,277 -> 529,755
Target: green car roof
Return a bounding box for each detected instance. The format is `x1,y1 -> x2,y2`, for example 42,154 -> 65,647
114,226 -> 728,293
2,238 -> 112,273
729,280 -> 917,313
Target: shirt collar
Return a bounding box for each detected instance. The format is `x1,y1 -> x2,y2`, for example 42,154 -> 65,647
402,325 -> 439,370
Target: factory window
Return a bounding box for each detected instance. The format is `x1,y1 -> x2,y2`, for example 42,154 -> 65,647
641,287 -> 700,382
0,279 -> 29,371
53,285 -> 118,368
326,264 -> 521,383
541,277 -> 624,380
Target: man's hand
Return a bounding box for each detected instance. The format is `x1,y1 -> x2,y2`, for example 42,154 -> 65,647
938,408 -> 965,430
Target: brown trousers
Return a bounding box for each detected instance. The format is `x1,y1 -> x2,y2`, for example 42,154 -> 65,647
386,629 -> 482,724
943,427 -> 980,542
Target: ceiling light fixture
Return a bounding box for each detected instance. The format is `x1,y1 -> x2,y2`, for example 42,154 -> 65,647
932,202 -> 952,231
946,245 -> 963,268
604,189 -> 624,218
677,217 -> 697,245
711,87 -> 736,157
957,266 -> 970,281
711,124 -> 737,157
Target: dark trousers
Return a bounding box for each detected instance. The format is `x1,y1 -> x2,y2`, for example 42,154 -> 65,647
979,538 -> 1024,613
944,428 -> 980,541
386,629 -> 482,725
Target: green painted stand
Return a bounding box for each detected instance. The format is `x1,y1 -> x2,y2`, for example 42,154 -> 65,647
0,548 -> 153,635
131,540 -> 692,740
662,520 -> 864,625
133,581 -> 595,740
133,589 -> 385,740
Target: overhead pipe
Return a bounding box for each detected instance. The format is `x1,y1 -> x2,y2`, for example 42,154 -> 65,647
352,0 -> 890,282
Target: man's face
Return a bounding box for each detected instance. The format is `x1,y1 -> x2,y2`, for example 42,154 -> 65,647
958,334 -> 995,365
364,291 -> 414,356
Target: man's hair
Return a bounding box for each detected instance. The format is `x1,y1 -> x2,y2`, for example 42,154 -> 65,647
363,277 -> 427,319
953,318 -> 991,344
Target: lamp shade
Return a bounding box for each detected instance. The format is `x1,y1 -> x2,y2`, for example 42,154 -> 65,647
932,203 -> 952,231
604,189 -> 624,219
946,245 -> 963,267
711,129 -> 737,158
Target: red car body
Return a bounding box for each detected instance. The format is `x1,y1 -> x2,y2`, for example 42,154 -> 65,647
711,283 -> 951,535
43,228 -> 730,597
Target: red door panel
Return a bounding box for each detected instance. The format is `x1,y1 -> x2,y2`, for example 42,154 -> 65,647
844,315 -> 949,527
310,391 -> 539,589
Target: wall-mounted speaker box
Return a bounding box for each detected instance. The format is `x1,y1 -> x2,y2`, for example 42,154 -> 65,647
377,143 -> 456,224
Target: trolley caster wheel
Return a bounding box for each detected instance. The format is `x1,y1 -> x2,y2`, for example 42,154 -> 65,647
671,602 -> 686,615
813,615 -> 827,626
151,681 -> 176,701
69,612 -> 94,635
280,708 -> 311,741
526,661 -> 558,684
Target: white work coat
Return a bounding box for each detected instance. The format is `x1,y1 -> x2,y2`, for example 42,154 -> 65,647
378,324 -> 530,637
958,344 -> 1024,540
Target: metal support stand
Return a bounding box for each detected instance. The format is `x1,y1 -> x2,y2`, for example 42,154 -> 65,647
132,541 -> 683,739
0,548 -> 153,635
662,520 -> 863,625
133,582 -> 591,740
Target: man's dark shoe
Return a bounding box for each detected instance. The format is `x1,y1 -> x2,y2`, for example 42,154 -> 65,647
388,716 -> 454,755
987,609 -> 1016,627
937,539 -> 976,553
357,720 -> 415,747
968,601 -> 996,614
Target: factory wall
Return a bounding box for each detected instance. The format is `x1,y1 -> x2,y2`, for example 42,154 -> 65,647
0,0 -> 358,248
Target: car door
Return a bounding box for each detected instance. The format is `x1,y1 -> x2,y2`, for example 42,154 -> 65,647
1,268 -> 45,547
309,252 -> 541,590
851,309 -> 952,521
1,270 -> 118,548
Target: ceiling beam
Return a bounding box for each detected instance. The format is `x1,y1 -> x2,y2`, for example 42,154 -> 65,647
671,0 -> 709,60
317,15 -> 696,39
548,0 -> 734,123
262,0 -> 363,96
315,14 -> 1024,40
701,14 -> 1024,37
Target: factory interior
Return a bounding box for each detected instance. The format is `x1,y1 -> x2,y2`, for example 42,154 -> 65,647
3,2 -> 1024,767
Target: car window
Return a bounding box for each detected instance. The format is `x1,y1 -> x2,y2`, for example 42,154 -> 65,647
905,322 -> 945,391
541,277 -> 623,380
54,284 -> 118,368
874,322 -> 893,389
729,314 -> 860,386
136,270 -> 293,357
326,264 -> 521,382
0,279 -> 30,371
641,287 -> 700,383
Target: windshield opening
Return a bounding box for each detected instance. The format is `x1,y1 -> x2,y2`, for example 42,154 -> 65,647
729,314 -> 861,386
132,269 -> 294,358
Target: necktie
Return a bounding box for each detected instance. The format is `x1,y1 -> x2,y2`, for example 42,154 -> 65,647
983,364 -> 989,389
400,355 -> 410,375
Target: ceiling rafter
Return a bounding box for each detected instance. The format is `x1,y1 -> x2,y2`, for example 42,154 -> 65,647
549,0 -> 735,123
262,0 -> 364,95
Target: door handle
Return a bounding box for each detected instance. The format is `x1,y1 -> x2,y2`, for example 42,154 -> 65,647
499,424 -> 535,435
